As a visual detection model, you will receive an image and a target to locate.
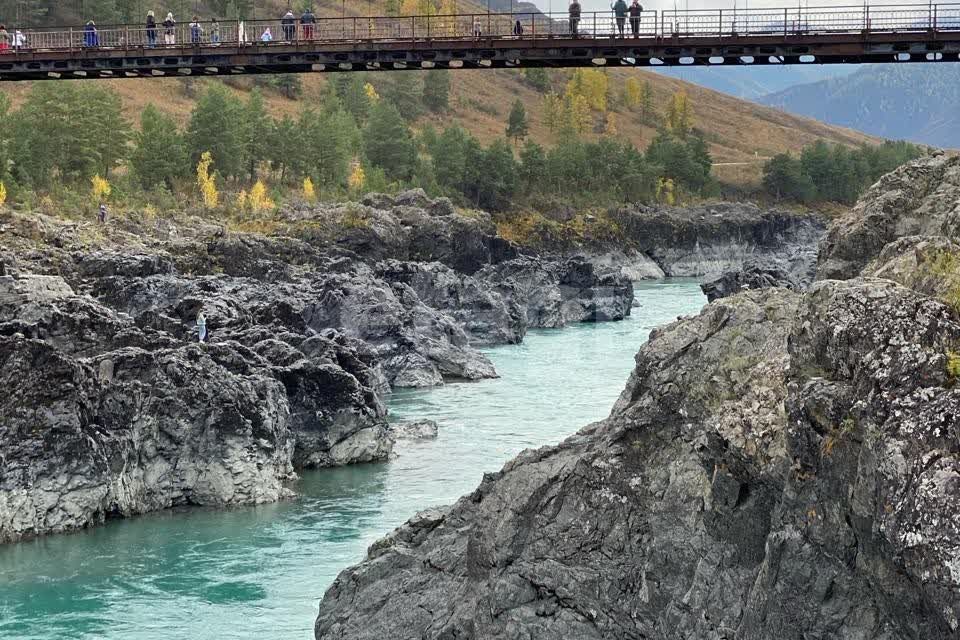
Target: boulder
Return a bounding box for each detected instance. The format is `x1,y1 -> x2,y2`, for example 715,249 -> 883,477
389,420 -> 439,440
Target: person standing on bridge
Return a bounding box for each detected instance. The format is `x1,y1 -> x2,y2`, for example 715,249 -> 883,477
0,26 -> 9,53
261,27 -> 274,42
301,7 -> 316,40
84,20 -> 99,48
210,18 -> 221,44
281,10 -> 296,41
569,1 -> 582,37
189,16 -> 204,44
628,0 -> 643,37
146,11 -> 158,47
163,13 -> 176,45
611,0 -> 628,37
13,29 -> 26,50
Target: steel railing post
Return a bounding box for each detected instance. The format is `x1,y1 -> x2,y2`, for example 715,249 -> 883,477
784,8 -> 788,36
719,9 -> 723,36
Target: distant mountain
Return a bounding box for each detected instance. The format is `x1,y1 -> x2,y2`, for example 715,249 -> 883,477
761,64 -> 960,147
656,65 -> 857,100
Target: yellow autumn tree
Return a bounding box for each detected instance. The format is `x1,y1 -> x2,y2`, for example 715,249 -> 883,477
565,69 -> 608,112
623,77 -> 642,109
0,182 -> 6,207
666,91 -> 694,137
236,189 -> 248,211
565,93 -> 591,135
364,83 -> 380,103
656,177 -> 676,205
91,174 -> 111,202
197,152 -> 219,209
603,112 -> 618,136
249,180 -> 275,213
542,92 -> 565,134
349,164 -> 366,193
303,177 -> 317,202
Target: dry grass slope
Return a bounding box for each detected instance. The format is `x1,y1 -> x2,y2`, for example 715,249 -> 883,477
0,0 -> 876,188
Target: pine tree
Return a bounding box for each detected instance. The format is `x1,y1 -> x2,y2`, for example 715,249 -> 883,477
523,68 -> 551,93
187,84 -> 248,180
506,100 -> 529,145
639,80 -> 655,124
377,74 -> 425,121
131,104 -> 189,190
422,71 -> 451,113
363,101 -> 417,181
244,89 -> 274,181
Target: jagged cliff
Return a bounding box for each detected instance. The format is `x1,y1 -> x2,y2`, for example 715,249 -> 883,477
0,191 -> 634,543
314,156 -> 960,639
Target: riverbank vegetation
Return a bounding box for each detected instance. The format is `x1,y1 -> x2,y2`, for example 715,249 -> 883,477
761,140 -> 924,205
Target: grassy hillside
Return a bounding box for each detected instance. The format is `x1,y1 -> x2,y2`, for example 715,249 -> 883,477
0,0 -> 877,190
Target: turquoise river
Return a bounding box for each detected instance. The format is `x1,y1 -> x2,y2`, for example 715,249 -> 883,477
0,279 -> 705,640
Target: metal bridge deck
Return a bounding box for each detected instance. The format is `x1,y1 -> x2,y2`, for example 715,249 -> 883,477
0,3 -> 957,81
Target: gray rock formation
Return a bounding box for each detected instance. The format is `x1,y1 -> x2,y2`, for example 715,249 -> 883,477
0,190 -> 637,542
818,153 -> 960,280
315,156 -> 960,639
700,255 -> 810,302
613,202 -> 826,277
478,256 -> 634,328
389,420 -> 439,440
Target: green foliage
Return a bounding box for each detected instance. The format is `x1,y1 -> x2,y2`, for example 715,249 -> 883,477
762,140 -> 923,204
10,83 -> 129,187
331,74 -> 374,123
422,71 -> 451,113
646,130 -> 713,195
762,153 -> 814,202
363,101 -> 417,181
947,352 -> 960,383
244,89 -> 274,180
522,68 -> 551,93
375,74 -> 424,122
295,103 -> 359,189
131,105 -> 189,190
187,84 -> 248,180
506,100 -> 529,145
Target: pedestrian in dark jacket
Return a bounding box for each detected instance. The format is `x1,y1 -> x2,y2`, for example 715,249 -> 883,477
146,11 -> 157,47
629,0 -> 643,37
612,0 -> 628,37
569,1 -> 582,36
301,8 -> 316,40
281,10 -> 296,41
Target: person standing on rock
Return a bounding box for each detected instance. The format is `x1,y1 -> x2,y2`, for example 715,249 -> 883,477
97,202 -> 108,224
197,312 -> 207,343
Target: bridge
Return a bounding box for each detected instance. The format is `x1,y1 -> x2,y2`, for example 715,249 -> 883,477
0,3 -> 958,81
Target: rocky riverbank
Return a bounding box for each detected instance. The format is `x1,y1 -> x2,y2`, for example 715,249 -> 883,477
315,157 -> 960,639
0,191 -> 637,543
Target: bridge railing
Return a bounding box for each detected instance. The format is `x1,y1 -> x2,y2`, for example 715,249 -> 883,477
4,4 -> 960,54
661,3 -> 960,36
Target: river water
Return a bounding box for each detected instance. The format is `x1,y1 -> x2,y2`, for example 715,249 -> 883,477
0,279 -> 705,640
